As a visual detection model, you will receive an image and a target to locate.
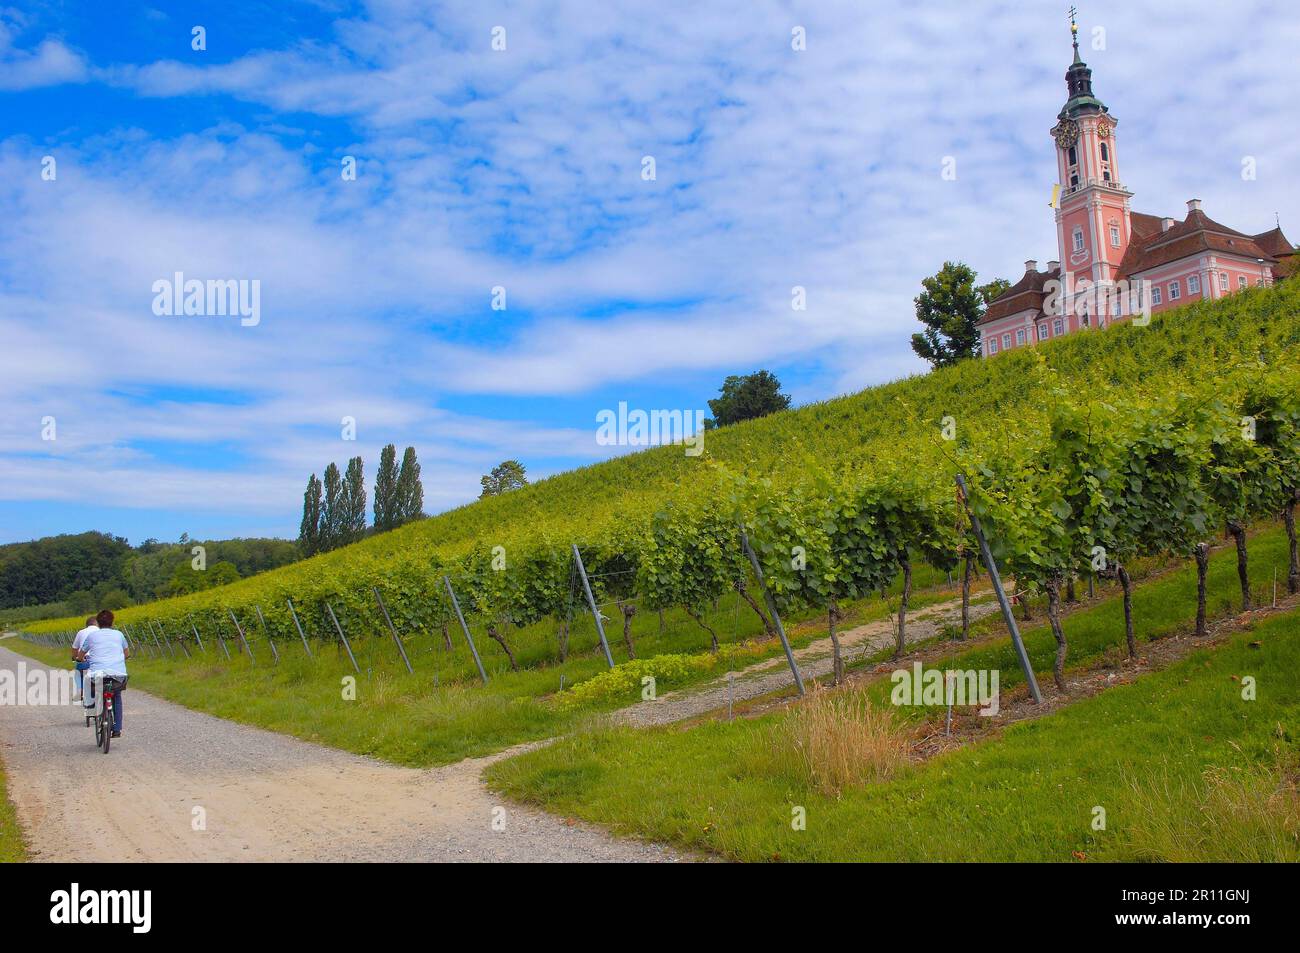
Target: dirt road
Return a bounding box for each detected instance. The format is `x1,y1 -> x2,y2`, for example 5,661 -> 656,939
0,645 -> 683,863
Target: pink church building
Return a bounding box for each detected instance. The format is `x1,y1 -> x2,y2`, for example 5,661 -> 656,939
979,23 -> 1295,356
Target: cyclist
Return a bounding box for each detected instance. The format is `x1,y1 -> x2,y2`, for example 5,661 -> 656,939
76,609 -> 130,739
70,615 -> 98,700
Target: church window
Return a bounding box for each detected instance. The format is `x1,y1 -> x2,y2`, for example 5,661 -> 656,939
1100,142 -> 1110,162
1109,223 -> 1121,246
1072,227 -> 1085,252
1068,145 -> 1077,166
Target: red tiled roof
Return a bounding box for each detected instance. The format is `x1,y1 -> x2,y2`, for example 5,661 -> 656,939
981,266 -> 1060,325
1252,226 -> 1295,260
1117,208 -> 1276,279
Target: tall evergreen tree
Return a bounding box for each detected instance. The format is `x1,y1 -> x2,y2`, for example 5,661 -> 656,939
340,456 -> 367,544
298,474 -> 323,556
373,443 -> 400,531
320,462 -> 343,551
394,446 -> 424,526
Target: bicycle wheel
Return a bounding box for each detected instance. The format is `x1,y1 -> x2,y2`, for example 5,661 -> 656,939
100,704 -> 111,754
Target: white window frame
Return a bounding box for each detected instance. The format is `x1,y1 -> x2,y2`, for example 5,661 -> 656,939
1016,328 -> 1026,346
1038,322 -> 1049,340
1238,275 -> 1248,289
987,338 -> 998,354
1073,227 -> 1085,253
1110,224 -> 1121,247
1053,317 -> 1064,336
1219,272 -> 1229,292
1168,280 -> 1180,301
1151,285 -> 1162,305
1002,333 -> 1012,350
1188,273 -> 1200,295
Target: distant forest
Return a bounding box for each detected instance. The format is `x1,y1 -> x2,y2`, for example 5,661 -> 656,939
0,531 -> 297,620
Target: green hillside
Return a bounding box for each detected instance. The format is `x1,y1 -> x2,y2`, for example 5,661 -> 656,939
27,281 -> 1300,650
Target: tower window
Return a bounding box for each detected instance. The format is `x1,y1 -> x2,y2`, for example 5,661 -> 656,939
1070,174 -> 1080,191
1073,227 -> 1085,252
1068,145 -> 1078,166
1103,170 -> 1111,182
1110,224 -> 1121,247
1100,143 -> 1110,162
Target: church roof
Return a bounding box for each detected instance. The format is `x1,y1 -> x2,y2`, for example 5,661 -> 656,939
1252,226 -> 1296,260
1118,207 -> 1277,278
981,266 -> 1060,325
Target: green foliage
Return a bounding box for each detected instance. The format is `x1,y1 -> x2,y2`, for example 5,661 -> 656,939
480,460 -> 528,498
373,444 -> 400,532
298,474 -> 323,556
394,446 -> 425,526
910,261 -> 1006,368
705,369 -> 790,429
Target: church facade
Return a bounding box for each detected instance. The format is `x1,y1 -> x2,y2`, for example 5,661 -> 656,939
979,23 -> 1295,356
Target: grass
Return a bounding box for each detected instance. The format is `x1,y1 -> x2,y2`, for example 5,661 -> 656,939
0,755 -> 27,862
7,562 -> 959,767
486,527 -> 1300,861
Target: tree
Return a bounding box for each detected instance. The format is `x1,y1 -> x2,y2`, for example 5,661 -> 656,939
298,474 -> 323,557
320,462 -> 343,551
374,444 -> 401,532
704,370 -> 790,429
340,456 -> 367,544
394,446 -> 425,526
480,460 -> 528,498
910,262 -> 1008,368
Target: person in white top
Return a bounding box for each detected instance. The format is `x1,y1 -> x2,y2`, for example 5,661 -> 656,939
76,610 -> 130,737
70,617 -> 97,700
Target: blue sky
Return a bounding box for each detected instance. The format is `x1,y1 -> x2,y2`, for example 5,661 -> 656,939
2,0 -> 1297,545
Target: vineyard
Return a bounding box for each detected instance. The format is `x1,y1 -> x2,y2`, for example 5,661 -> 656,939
23,283 -> 1300,711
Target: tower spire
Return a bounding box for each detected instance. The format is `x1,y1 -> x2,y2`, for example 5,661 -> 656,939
1069,6 -> 1082,64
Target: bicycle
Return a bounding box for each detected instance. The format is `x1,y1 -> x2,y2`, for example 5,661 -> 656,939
83,674 -> 125,754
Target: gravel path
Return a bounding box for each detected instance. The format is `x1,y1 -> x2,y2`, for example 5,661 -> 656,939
611,594 -> 1001,728
0,645 -> 684,863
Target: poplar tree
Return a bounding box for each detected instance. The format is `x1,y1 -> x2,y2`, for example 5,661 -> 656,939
340,456 -> 368,544
394,446 -> 424,526
321,462 -> 343,551
373,444 -> 400,532
298,474 -> 323,556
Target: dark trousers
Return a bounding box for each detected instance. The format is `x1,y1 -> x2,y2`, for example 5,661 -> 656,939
88,677 -> 126,732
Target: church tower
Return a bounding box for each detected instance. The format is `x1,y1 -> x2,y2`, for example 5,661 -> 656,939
1051,14 -> 1132,293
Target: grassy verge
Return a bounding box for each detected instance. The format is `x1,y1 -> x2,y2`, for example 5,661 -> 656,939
486,529 -> 1300,861
0,755 -> 27,862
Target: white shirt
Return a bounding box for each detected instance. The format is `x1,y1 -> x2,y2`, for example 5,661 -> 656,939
82,627 -> 128,677
72,625 -> 99,652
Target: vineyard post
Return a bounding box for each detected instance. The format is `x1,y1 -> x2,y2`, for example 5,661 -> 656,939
571,544 -> 615,670
255,606 -> 280,665
323,602 -> 361,675
372,588 -> 415,675
954,473 -> 1042,704
227,609 -> 256,664
146,622 -> 167,658
442,576 -> 488,685
150,620 -> 176,659
189,619 -> 206,654
286,599 -> 313,658
132,625 -> 156,659
162,621 -> 191,659
739,526 -> 806,697
214,617 -> 232,661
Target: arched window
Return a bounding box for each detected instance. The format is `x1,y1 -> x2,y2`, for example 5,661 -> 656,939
1100,142 -> 1110,162
1068,145 -> 1078,166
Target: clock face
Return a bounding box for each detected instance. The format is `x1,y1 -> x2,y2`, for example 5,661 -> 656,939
1098,123 -> 1110,138
1053,120 -> 1080,149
